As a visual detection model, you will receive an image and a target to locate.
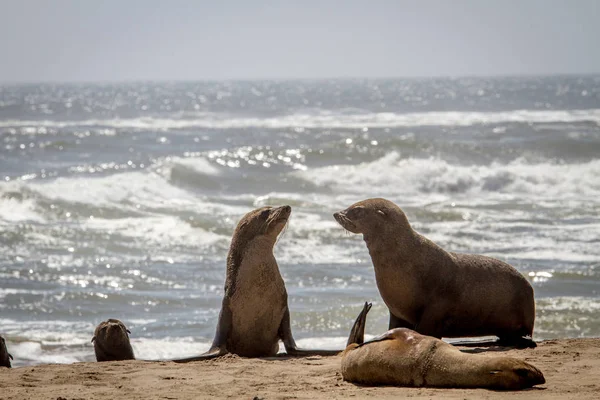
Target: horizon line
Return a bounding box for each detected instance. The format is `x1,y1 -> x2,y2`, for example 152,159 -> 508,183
2,72 -> 600,86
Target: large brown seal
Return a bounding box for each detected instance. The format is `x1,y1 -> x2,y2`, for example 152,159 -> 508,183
334,198 -> 536,348
0,335 -> 13,368
174,205 -> 340,362
92,319 -> 135,362
341,302 -> 545,390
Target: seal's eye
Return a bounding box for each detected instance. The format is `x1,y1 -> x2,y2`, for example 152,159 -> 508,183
260,209 -> 270,220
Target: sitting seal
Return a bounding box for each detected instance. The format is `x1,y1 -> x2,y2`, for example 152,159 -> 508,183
334,198 -> 536,348
341,302 -> 545,390
92,319 -> 135,362
0,335 -> 13,368
174,205 -> 340,362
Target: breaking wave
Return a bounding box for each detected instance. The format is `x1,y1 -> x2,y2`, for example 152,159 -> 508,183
2,108 -> 600,131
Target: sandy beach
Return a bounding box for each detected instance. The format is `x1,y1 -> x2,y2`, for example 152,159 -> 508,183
1,338 -> 598,400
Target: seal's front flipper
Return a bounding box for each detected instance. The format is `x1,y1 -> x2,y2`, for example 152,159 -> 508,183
208,299 -> 233,351
280,307 -> 341,357
347,302 -> 372,346
172,300 -> 233,363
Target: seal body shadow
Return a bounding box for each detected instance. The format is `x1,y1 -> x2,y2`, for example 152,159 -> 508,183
334,198 -> 537,348
0,335 -> 13,368
341,302 -> 545,390
92,319 -> 135,362
173,205 -> 340,362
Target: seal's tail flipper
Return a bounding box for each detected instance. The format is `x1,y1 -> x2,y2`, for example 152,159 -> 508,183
346,302 -> 372,347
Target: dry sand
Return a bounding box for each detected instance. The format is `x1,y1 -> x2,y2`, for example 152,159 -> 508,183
1,338 -> 598,400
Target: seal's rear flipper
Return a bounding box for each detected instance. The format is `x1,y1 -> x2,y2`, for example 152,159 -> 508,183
286,348 -> 342,356
279,307 -> 342,357
497,335 -> 537,349
171,347 -> 227,363
172,300 -> 234,363
346,302 -> 372,346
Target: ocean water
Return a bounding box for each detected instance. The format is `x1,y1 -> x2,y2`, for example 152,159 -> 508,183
1,76 -> 599,367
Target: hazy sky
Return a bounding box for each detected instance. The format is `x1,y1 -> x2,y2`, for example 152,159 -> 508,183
1,0 -> 599,82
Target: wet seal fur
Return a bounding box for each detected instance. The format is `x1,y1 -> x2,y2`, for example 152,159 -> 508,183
92,319 -> 135,362
0,335 -> 13,368
174,205 -> 340,362
334,198 -> 537,348
341,302 -> 545,390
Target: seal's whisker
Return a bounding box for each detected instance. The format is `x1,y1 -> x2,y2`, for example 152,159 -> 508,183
275,219 -> 289,246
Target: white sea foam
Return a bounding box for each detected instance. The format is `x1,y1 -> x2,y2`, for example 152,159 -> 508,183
173,157 -> 223,176
296,152 -> 600,201
6,335 -> 370,366
131,337 -> 212,361
2,160 -> 245,220
0,195 -> 45,223
2,108 -> 600,131
0,318 -> 94,344
32,170 -> 197,210
87,216 -> 227,249
8,341 -> 93,365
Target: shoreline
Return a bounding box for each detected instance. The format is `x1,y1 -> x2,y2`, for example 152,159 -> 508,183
1,338 -> 599,399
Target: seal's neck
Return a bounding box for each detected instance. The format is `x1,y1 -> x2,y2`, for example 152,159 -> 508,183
241,236 -> 279,270
363,229 -> 419,257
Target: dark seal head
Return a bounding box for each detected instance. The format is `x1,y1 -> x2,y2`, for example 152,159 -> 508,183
92,319 -> 135,362
0,335 -> 13,368
173,205 -> 340,362
334,198 -> 411,237
342,302 -> 545,390
226,204 -> 292,296
334,198 -> 537,348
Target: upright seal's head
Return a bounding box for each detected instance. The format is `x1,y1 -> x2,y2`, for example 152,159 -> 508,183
333,198 -> 411,236
230,205 -> 292,249
92,319 -> 135,362
0,335 -> 13,368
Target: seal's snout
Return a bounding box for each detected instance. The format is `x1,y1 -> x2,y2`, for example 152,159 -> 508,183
333,210 -> 359,233
276,205 -> 291,220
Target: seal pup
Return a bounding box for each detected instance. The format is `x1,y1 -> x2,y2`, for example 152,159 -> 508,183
334,198 -> 536,348
341,302 -> 545,390
92,319 -> 135,362
174,205 -> 340,362
0,335 -> 13,368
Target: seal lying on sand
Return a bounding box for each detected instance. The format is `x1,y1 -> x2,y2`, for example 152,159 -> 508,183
341,302 -> 545,390
0,335 -> 13,368
334,198 -> 536,348
92,319 -> 135,362
174,205 -> 340,362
